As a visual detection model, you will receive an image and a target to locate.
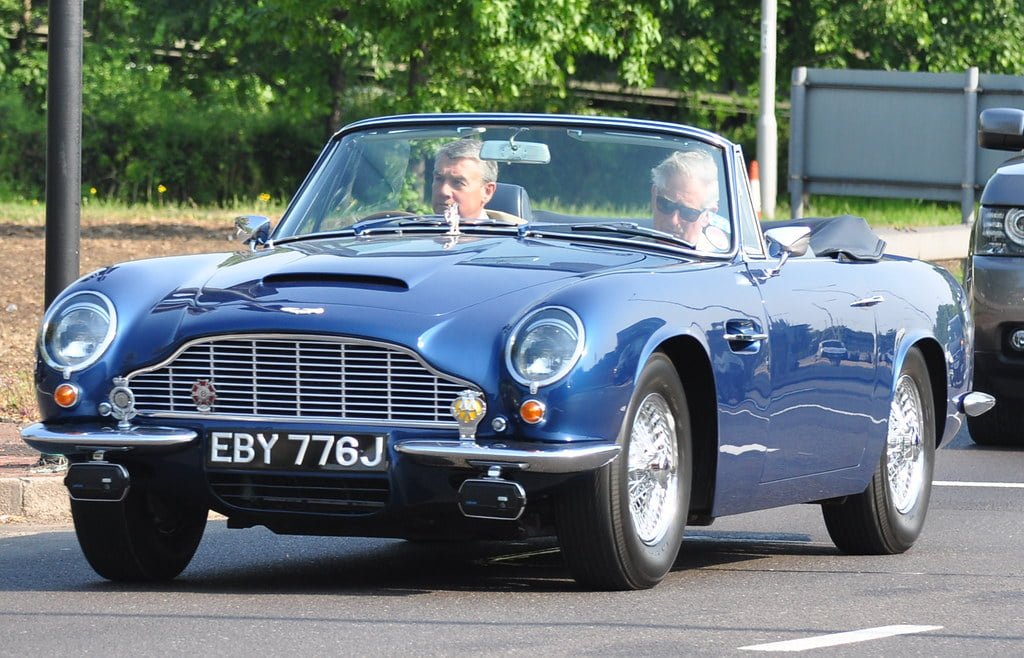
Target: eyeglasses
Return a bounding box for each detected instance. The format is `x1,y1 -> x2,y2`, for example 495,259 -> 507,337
655,195 -> 702,222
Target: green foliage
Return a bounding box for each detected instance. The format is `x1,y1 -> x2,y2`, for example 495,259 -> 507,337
0,90 -> 45,199
2,0 -> 1024,204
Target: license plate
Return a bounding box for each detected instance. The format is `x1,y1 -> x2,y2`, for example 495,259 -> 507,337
207,431 -> 388,472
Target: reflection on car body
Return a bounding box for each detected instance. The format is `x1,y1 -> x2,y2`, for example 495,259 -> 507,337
817,339 -> 848,364
24,113 -> 993,590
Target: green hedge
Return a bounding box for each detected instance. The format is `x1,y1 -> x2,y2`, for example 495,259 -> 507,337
0,87 -> 323,205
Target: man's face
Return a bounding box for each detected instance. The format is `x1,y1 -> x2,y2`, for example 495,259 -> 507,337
651,175 -> 708,239
431,156 -> 495,219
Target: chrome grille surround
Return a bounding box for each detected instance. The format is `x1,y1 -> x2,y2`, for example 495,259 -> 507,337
126,334 -> 479,428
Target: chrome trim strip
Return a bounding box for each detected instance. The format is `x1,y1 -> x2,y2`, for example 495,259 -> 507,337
20,422 -> 197,448
140,411 -> 460,429
395,440 -> 620,474
127,333 -> 476,386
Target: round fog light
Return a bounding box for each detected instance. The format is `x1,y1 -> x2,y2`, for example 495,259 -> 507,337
53,382 -> 80,408
1011,329 -> 1024,351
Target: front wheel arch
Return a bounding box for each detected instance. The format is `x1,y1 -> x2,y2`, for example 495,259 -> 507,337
659,335 -> 717,519
896,338 -> 947,447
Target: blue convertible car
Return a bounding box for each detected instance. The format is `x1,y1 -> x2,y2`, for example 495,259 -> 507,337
24,113 -> 993,590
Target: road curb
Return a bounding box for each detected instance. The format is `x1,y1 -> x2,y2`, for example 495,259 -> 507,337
0,476 -> 70,523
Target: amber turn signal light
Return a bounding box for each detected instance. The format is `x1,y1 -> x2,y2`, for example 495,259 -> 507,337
53,382 -> 80,408
519,399 -> 546,424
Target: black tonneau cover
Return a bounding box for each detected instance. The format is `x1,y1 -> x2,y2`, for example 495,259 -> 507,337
762,215 -> 886,261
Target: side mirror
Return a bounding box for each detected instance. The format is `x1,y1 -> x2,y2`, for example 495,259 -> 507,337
978,107 -> 1024,151
763,225 -> 812,276
235,215 -> 271,250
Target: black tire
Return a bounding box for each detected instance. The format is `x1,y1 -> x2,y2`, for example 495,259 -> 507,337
822,347 -> 935,554
555,353 -> 692,590
966,400 -> 1023,446
71,483 -> 208,581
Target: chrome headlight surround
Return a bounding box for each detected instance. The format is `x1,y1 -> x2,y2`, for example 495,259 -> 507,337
39,291 -> 117,373
505,306 -> 585,388
976,206 -> 1024,255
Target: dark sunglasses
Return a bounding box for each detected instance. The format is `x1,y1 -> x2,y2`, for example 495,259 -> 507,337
655,195 -> 702,222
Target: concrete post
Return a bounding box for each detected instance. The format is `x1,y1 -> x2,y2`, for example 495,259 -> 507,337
788,67 -> 808,219
962,67 -> 979,225
756,0 -> 778,219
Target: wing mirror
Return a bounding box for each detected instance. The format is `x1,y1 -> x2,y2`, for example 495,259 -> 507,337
763,226 -> 812,276
978,107 -> 1024,151
235,215 -> 271,250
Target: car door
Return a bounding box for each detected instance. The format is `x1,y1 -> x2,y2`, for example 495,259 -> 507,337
747,256 -> 881,484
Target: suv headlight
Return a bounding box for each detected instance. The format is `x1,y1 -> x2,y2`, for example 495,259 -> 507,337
975,206 -> 1024,255
506,306 -> 585,387
40,291 -> 117,372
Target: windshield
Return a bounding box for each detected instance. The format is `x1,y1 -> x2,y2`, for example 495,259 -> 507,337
275,120 -> 734,253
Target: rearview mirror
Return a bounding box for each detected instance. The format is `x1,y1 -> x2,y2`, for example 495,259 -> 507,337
479,140 -> 551,164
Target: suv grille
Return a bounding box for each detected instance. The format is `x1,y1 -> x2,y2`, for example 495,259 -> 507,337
128,334 -> 475,427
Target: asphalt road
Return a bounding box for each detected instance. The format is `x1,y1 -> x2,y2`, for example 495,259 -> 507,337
2,425 -> 1022,656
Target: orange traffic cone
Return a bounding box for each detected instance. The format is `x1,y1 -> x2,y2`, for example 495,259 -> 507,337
749,160 -> 762,219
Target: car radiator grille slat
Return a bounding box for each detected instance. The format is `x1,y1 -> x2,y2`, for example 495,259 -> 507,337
128,336 -> 472,426
208,472 -> 389,514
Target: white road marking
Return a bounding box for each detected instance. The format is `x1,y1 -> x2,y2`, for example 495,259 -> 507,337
739,624 -> 942,652
935,480 -> 1024,489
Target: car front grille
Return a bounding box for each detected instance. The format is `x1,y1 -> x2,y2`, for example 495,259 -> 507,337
127,334 -> 475,427
208,471 -> 389,515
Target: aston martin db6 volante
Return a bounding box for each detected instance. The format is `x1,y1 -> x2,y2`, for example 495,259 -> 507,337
24,113 -> 993,590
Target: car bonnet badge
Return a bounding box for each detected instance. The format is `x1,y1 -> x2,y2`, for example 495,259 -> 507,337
191,379 -> 217,412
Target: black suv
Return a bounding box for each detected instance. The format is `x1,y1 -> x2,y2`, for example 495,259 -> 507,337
965,107 -> 1024,445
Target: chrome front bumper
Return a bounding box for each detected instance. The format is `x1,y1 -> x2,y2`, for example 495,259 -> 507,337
21,423 -> 620,474
395,440 -> 620,473
21,423 -> 197,454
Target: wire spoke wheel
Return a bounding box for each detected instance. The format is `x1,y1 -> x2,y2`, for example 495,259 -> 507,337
821,347 -> 935,555
886,372 -> 926,514
627,392 -> 679,546
554,353 -> 691,590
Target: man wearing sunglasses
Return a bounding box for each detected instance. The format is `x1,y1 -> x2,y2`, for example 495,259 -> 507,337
650,149 -> 730,252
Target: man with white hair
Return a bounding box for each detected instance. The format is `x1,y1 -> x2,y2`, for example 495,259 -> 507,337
650,149 -> 729,251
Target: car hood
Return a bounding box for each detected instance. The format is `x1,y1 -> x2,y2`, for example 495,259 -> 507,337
84,232 -> 688,382
982,156 -> 1024,205
190,232 -> 661,315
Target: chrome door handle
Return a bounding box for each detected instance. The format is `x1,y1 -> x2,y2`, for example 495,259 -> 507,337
724,332 -> 768,342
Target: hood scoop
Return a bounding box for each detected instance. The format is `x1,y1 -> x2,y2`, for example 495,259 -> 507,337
262,272 -> 409,292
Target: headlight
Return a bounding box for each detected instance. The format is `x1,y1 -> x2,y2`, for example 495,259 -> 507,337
506,306 -> 584,387
40,291 -> 117,372
974,206 -> 1024,255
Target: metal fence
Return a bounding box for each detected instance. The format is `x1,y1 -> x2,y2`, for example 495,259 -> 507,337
788,67 -> 1024,223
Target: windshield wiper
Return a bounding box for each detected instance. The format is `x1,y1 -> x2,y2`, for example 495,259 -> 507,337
568,222 -> 695,248
351,213 -> 447,235
273,215 -> 446,245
